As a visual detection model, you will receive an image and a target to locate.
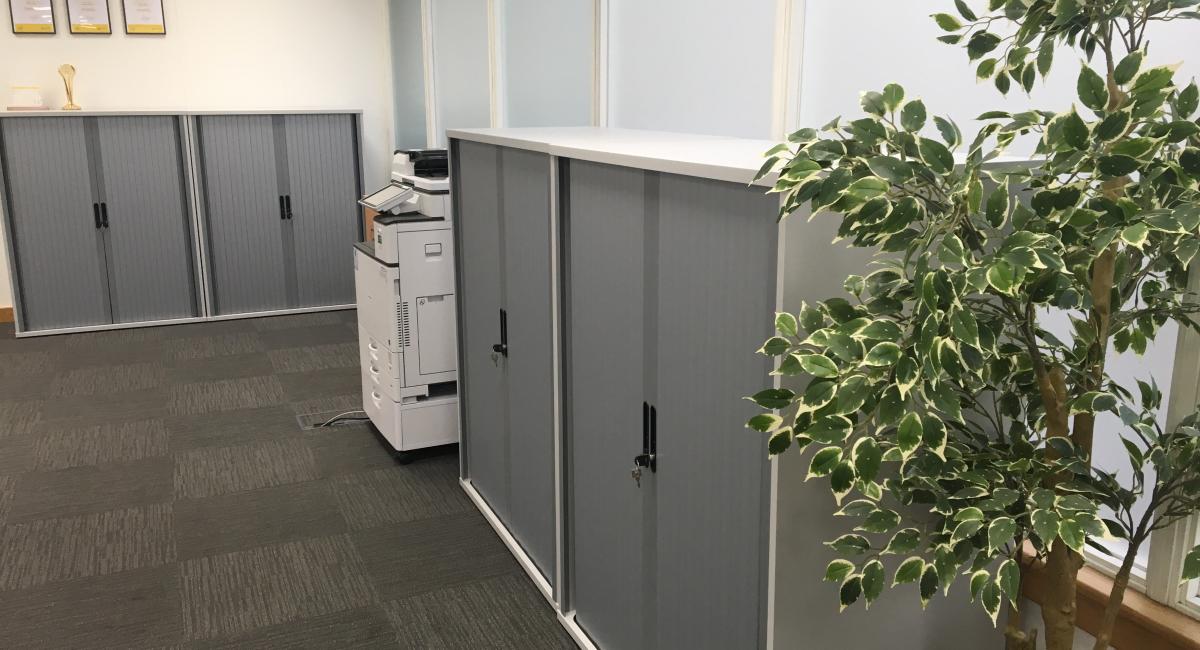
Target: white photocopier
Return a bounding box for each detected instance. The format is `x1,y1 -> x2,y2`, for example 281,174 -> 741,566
354,150 -> 458,459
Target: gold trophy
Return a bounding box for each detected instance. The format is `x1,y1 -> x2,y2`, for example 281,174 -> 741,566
58,65 -> 81,111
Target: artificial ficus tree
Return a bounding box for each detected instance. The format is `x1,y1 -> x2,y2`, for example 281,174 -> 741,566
748,2 -> 1200,650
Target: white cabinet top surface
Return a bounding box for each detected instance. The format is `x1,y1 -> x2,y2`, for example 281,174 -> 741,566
446,127 -> 779,186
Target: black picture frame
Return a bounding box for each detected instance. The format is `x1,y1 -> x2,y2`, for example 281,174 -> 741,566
120,0 -> 164,35
66,0 -> 112,35
8,0 -> 56,35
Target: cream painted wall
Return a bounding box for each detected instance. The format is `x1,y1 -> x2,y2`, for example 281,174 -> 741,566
0,0 -> 396,312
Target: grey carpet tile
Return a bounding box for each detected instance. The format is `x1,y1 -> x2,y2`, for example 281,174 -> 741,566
7,456 -> 175,523
57,341 -> 170,370
178,534 -> 377,640
0,370 -> 54,401
174,480 -> 347,560
0,432 -> 36,475
0,503 -> 176,591
39,387 -> 170,423
258,324 -> 358,351
383,574 -> 573,650
0,474 -> 13,526
0,399 -> 42,436
279,365 -> 362,402
32,418 -> 169,471
165,352 -> 275,384
64,326 -> 170,348
164,333 -> 265,361
166,405 -> 301,453
168,375 -> 287,416
291,392 -> 362,417
305,424 -> 399,478
332,456 -> 472,530
268,342 -> 359,374
0,349 -> 59,377
157,318 -> 258,340
173,440 -> 319,499
252,312 -> 347,332
186,606 -> 399,650
352,513 -> 520,602
0,565 -> 183,649
50,362 -> 167,397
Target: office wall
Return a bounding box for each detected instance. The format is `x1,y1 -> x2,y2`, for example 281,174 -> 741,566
501,0 -> 592,127
0,0 -> 396,312
606,0 -> 778,139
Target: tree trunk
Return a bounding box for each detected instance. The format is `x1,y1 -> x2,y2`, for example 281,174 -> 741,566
1092,543 -> 1141,650
1042,543 -> 1085,650
1006,600 -> 1038,650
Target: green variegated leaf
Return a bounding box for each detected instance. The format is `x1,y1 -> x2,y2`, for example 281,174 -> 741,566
894,556 -> 925,586
897,412 -> 923,458
808,415 -> 853,445
862,560 -> 886,605
748,413 -> 783,433
1031,509 -> 1060,548
828,534 -> 871,556
1183,546 -> 1200,581
951,519 -> 984,544
969,569 -> 990,601
807,446 -> 842,479
919,565 -> 939,608
997,559 -> 1020,607
864,342 -> 903,367
824,558 -> 856,583
748,388 -> 794,409
884,528 -> 922,555
858,509 -> 901,534
852,437 -> 883,483
831,461 -> 857,502
840,576 -> 863,611
987,517 -> 1018,552
768,428 -> 794,456
798,354 -> 839,378
776,312 -> 799,337
1077,65 -> 1109,112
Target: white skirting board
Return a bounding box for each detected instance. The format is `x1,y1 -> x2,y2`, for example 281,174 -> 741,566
458,478 -> 598,650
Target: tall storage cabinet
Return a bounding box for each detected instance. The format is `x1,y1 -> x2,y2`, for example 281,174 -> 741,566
195,113 -> 360,316
0,115 -> 198,332
563,160 -> 775,650
453,139 -> 558,589
450,128 -> 998,650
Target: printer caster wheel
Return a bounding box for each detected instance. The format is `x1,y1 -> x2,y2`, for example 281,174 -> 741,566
393,450 -> 416,465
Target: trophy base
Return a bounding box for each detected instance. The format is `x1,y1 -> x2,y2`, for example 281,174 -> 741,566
62,103 -> 81,111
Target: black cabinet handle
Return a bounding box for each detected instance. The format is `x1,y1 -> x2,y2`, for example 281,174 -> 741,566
100,203 -> 109,229
491,308 -> 508,357
278,196 -> 286,220
284,195 -> 293,220
92,203 -> 101,229
634,402 -> 657,474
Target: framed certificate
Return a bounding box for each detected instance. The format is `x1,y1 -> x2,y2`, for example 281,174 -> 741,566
121,0 -> 163,35
8,0 -> 55,34
67,0 -> 111,34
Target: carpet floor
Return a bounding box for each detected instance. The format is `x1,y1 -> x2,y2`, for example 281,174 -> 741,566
0,311 -> 573,649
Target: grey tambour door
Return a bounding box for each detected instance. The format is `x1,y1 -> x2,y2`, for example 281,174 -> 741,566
653,175 -> 776,650
454,140 -> 510,521
0,117 -> 111,330
284,114 -> 359,307
96,116 -> 198,323
499,146 -> 556,582
197,115 -> 289,315
567,160 -> 650,650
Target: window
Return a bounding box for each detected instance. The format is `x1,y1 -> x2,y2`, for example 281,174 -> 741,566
1080,269 -> 1200,621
